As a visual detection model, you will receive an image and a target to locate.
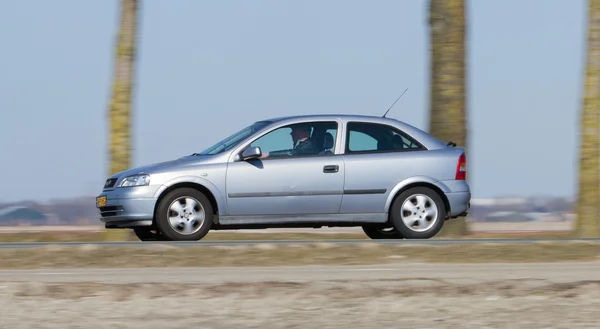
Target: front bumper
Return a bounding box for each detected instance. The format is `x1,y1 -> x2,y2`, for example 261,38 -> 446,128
96,185 -> 160,228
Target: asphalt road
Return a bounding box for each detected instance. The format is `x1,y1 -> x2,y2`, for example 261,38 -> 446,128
0,262 -> 598,284
0,238 -> 599,249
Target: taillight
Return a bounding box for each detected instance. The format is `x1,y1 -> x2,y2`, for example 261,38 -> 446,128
455,153 -> 466,180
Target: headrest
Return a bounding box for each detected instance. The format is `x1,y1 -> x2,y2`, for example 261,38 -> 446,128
392,134 -> 404,149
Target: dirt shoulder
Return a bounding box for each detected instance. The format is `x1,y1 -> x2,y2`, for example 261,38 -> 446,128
2,277 -> 600,329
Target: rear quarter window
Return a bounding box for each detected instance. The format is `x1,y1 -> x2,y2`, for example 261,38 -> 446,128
345,121 -> 426,154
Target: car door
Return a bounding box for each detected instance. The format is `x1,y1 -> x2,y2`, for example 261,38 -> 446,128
224,120 -> 344,217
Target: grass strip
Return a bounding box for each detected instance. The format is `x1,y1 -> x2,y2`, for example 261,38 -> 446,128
1,241 -> 598,269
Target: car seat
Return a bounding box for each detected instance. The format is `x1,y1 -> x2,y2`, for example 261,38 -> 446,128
319,132 -> 334,155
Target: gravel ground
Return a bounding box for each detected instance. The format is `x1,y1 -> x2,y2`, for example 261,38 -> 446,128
2,278 -> 600,328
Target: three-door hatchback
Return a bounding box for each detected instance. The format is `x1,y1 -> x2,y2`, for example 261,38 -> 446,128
97,114 -> 471,241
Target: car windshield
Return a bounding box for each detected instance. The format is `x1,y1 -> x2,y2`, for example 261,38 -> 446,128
195,121 -> 272,155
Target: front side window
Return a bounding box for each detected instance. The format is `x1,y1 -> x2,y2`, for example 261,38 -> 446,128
345,122 -> 425,154
249,121 -> 338,159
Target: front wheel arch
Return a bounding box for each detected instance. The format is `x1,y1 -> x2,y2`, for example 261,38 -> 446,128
154,187 -> 214,241
153,182 -> 219,226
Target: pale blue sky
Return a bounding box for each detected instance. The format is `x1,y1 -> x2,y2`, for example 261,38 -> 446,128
0,0 -> 586,202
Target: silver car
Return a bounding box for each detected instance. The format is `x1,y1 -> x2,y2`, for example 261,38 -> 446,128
96,114 -> 470,241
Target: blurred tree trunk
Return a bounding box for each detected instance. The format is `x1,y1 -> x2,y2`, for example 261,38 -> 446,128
428,0 -> 469,237
105,0 -> 139,241
575,0 -> 600,238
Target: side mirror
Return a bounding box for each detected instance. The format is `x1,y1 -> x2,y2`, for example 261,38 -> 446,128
241,146 -> 262,160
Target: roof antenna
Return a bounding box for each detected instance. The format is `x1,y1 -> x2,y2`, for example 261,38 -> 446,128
382,88 -> 408,118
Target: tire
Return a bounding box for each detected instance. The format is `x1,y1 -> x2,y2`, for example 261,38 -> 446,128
155,187 -> 214,241
389,186 -> 446,239
132,227 -> 168,241
361,224 -> 405,239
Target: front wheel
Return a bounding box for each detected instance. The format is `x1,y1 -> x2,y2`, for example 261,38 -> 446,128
389,187 -> 446,239
155,188 -> 214,241
361,224 -> 405,239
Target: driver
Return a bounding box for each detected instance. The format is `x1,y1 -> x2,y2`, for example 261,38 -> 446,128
290,125 -> 320,156
260,124 -> 321,158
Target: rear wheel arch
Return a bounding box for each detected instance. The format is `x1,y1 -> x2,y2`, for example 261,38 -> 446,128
387,182 -> 450,219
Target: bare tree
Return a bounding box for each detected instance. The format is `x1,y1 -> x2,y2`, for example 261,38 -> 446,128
105,0 -> 139,240
428,0 -> 469,236
575,0 -> 600,238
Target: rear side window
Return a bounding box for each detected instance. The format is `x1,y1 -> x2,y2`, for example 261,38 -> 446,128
345,122 -> 426,154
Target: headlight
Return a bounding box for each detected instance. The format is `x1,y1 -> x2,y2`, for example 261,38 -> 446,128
119,174 -> 151,187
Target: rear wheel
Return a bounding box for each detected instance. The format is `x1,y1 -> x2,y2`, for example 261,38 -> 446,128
361,224 -> 405,239
389,187 -> 445,239
155,188 -> 214,241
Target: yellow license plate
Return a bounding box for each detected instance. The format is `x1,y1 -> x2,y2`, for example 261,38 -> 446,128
96,196 -> 107,207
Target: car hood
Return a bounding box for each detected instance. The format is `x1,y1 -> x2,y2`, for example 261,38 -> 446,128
110,155 -> 215,178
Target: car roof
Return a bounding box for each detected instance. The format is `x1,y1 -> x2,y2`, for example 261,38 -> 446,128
263,113 -> 403,124
261,114 -> 420,133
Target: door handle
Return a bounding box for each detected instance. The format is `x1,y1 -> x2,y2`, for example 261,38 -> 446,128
323,165 -> 339,173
